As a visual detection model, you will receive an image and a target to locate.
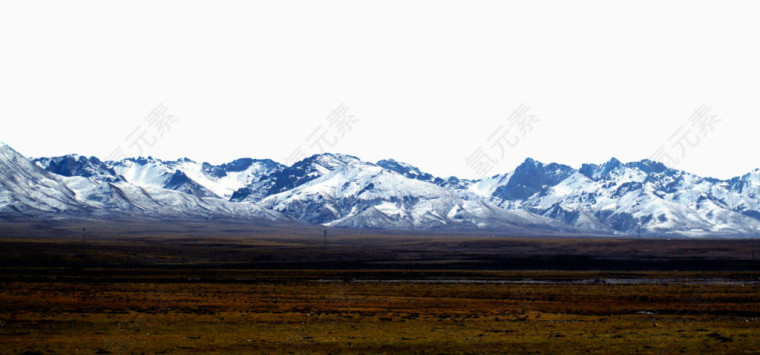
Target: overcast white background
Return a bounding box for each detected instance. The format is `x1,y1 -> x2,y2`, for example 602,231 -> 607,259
1,1 -> 759,180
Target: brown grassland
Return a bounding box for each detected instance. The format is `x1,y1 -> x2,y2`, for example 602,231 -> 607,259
1,219 -> 760,354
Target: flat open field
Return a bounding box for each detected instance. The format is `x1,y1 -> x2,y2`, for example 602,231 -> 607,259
1,220 -> 760,354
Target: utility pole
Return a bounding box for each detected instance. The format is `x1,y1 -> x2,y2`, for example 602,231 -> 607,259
82,226 -> 86,244
323,229 -> 327,249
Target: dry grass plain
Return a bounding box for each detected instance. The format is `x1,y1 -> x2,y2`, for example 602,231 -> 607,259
2,276 -> 760,354
1,219 -> 759,354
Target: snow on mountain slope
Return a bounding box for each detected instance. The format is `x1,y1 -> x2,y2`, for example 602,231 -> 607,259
66,173 -> 284,221
492,158 -> 576,202
7,140 -> 760,236
170,158 -> 283,199
467,173 -> 512,199
712,169 -> 760,215
117,183 -> 284,220
34,155 -> 121,182
258,160 -> 452,224
35,154 -> 284,201
3,146 -> 283,222
108,157 -> 217,198
0,144 -> 85,215
105,156 -> 283,200
231,153 -> 361,202
521,159 -> 760,235
257,158 -> 570,232
376,159 -> 442,184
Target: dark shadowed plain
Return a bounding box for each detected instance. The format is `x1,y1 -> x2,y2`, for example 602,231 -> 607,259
1,219 -> 759,353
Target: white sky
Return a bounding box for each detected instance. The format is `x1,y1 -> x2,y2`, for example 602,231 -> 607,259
1,1 -> 759,180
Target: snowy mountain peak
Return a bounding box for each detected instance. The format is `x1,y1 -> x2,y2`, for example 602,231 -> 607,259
202,158 -> 283,179
0,144 -> 35,169
378,158 -> 418,175
520,157 -> 537,167
215,158 -> 255,173
604,157 -> 623,169
0,145 -> 85,215
493,158 -> 575,201
0,142 -> 19,157
229,153 -> 362,203
377,158 -> 407,168
4,142 -> 760,236
737,169 -> 760,187
305,152 -> 364,169
625,159 -> 671,175
34,155 -> 117,180
579,157 -> 626,180
287,152 -> 369,178
377,159 -> 441,183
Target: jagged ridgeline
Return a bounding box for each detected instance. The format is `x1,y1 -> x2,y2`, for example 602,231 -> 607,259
2,142 -> 760,237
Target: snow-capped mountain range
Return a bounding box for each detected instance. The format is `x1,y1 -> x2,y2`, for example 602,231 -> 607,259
2,142 -> 760,237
